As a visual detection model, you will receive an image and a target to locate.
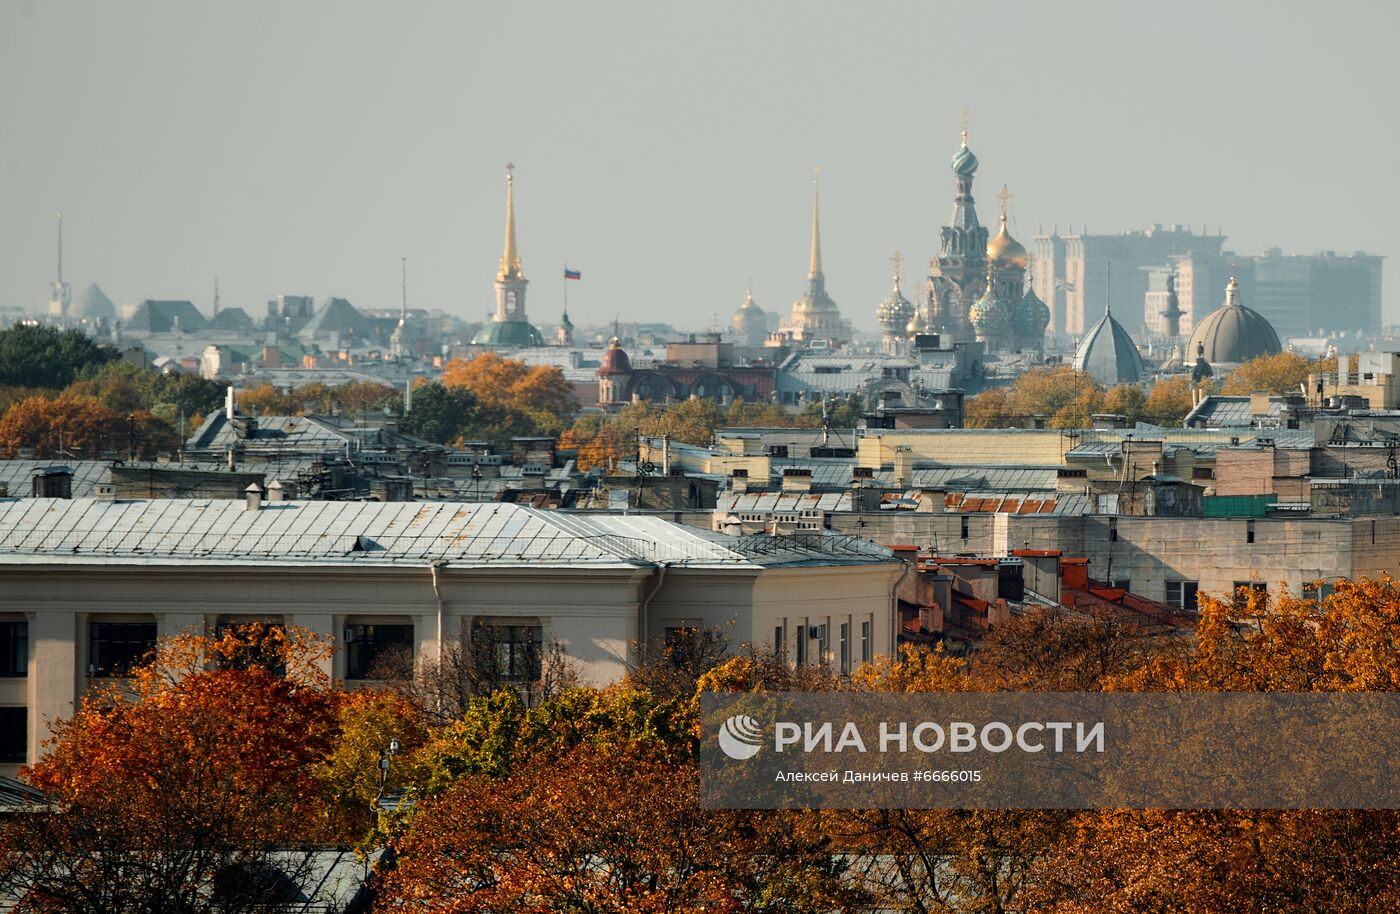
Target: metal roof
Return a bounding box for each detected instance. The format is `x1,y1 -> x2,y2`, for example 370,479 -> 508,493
719,492 -> 852,512
0,499 -> 891,571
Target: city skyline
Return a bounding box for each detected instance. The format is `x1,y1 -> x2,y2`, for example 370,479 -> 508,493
1,1 -> 1395,331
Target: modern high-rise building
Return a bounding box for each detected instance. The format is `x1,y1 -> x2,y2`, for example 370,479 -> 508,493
1033,225 -> 1225,337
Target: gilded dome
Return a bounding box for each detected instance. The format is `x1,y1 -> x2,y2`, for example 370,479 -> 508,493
986,215 -> 1028,267
1186,277 -> 1281,365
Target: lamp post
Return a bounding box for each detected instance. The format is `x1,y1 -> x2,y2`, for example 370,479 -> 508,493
374,736 -> 400,810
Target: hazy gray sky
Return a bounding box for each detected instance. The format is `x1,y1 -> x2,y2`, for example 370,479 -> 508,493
2,0 -> 1396,332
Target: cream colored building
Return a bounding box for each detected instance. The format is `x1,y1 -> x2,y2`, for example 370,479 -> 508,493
0,498 -> 899,770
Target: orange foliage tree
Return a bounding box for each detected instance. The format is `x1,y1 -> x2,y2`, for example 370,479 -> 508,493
0,393 -> 124,457
442,352 -> 578,430
0,626 -> 343,914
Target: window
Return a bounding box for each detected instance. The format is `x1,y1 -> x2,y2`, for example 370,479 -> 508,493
474,623 -> 543,682
344,623 -> 414,680
1232,581 -> 1267,604
1302,580 -> 1335,601
960,517 -> 969,540
1107,579 -> 1132,592
774,625 -> 785,657
90,621 -> 158,677
1109,518 -> 1119,542
839,622 -> 850,673
1246,521 -> 1255,544
213,621 -> 285,674
0,707 -> 24,763
0,622 -> 26,677
795,625 -> 807,666
1165,581 -> 1200,611
861,620 -> 872,663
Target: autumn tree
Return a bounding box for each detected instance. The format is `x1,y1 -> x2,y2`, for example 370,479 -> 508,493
0,625 -> 341,914
442,352 -> 578,431
315,689 -> 430,843
236,382 -> 298,416
964,366 -> 1105,429
378,745 -> 861,914
0,324 -> 116,389
1221,350 -> 1315,395
0,393 -> 124,457
1142,374 -> 1197,426
1026,579 -> 1400,913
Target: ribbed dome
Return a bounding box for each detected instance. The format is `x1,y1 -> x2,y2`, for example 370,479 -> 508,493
986,216 -> 1028,267
970,286 -> 1014,338
1015,286 -> 1051,338
597,337 -> 632,376
731,290 -> 767,344
877,278 -> 915,334
1186,277 -> 1281,365
472,319 -> 544,347
951,133 -> 979,177
1073,308 -> 1144,386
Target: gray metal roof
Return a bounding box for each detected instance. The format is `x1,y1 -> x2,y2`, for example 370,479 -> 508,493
719,492 -> 852,512
0,499 -> 892,570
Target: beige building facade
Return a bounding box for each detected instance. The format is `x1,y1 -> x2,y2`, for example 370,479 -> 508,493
0,499 -> 899,771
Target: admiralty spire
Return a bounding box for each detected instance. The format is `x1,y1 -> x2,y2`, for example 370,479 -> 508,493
783,169 -> 845,343
473,163 -> 545,348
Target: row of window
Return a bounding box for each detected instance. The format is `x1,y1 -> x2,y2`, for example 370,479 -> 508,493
777,620 -> 872,674
0,620 -> 543,683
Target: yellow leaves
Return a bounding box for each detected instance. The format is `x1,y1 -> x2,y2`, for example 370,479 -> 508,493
850,643 -> 968,693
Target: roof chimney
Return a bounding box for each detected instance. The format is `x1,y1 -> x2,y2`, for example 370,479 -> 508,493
781,467 -> 813,494
729,467 -> 749,495
266,479 -> 284,502
244,482 -> 264,511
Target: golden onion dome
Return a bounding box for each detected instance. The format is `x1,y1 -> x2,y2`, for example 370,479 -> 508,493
986,214 -> 1028,268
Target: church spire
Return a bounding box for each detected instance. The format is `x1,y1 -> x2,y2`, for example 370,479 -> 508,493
498,163 -> 523,281
808,168 -> 824,280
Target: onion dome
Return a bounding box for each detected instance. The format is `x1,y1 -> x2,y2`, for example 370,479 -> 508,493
970,284 -> 1014,339
731,289 -> 767,345
876,266 -> 916,336
1186,276 -> 1281,365
951,129 -> 978,177
597,336 -> 632,376
1015,285 -> 1051,338
986,214 -> 1028,268
1073,305 -> 1144,386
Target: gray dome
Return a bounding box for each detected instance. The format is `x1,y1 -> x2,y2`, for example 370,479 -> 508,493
1073,307 -> 1144,386
969,285 -> 1014,339
1015,286 -> 1050,338
1186,277 -> 1281,365
731,290 -> 767,344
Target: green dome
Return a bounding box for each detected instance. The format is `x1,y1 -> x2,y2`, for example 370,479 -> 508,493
472,319 -> 545,347
970,287 -> 1014,338
1016,287 -> 1051,337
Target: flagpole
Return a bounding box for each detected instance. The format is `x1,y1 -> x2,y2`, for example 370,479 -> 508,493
563,262 -> 568,313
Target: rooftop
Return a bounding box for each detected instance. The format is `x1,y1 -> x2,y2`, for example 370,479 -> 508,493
0,499 -> 894,570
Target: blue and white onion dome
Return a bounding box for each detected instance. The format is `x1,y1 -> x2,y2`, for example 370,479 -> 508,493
951,130 -> 979,177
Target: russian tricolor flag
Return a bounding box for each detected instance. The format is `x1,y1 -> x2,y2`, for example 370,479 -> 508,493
564,267 -> 582,280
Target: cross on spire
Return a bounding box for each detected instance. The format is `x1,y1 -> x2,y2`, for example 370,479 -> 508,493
960,108 -> 971,145
997,184 -> 1013,221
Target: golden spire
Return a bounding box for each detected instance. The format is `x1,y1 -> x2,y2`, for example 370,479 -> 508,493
891,250 -> 903,290
808,168 -> 824,280
997,184 -> 1013,225
498,162 -> 524,282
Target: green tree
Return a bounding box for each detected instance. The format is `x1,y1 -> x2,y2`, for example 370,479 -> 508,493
0,324 -> 117,389
400,382 -> 486,445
